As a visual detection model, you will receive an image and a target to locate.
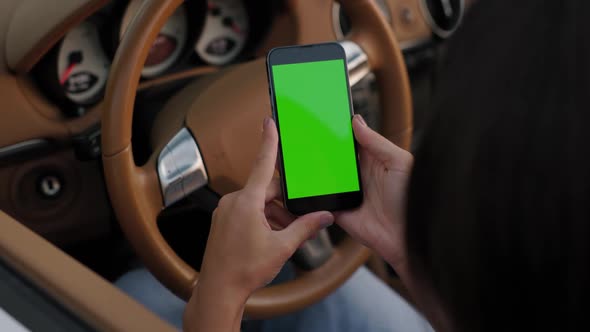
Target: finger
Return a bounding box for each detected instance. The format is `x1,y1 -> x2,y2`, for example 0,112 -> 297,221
352,115 -> 406,164
265,177 -> 283,203
267,219 -> 283,231
265,201 -> 295,229
277,211 -> 334,252
246,117 -> 279,193
308,231 -> 319,241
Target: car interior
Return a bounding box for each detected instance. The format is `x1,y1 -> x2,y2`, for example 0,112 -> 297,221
0,0 -> 474,330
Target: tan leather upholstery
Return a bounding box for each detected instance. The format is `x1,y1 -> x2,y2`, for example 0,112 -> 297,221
0,0 -> 475,319
0,210 -> 176,331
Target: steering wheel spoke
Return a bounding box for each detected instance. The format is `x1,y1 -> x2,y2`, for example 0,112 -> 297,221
343,2 -> 413,147
339,40 -> 371,88
292,229 -> 334,270
157,128 -> 208,207
102,148 -> 163,227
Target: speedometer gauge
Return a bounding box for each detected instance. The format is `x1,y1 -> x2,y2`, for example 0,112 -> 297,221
195,0 -> 249,65
57,21 -> 110,105
121,0 -> 189,78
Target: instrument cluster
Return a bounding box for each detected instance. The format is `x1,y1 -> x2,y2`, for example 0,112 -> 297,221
34,0 -> 269,115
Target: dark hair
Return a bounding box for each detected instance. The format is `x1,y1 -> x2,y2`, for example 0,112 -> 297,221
406,0 -> 590,331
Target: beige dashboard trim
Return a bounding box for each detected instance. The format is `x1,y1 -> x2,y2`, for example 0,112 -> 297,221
5,0 -> 110,74
0,210 -> 176,332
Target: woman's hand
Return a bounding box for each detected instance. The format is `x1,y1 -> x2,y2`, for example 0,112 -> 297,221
335,115 -> 413,270
184,118 -> 334,332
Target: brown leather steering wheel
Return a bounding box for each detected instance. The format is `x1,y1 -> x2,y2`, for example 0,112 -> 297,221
101,0 -> 412,318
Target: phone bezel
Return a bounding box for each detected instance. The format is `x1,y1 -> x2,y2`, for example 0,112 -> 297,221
266,42 -> 363,215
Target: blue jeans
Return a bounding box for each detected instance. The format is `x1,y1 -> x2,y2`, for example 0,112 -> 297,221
116,265 -> 433,332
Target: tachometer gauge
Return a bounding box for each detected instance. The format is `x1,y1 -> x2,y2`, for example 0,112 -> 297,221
57,21 -> 110,105
121,0 -> 189,78
195,0 -> 249,65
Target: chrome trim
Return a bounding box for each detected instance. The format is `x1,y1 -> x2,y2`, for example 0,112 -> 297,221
419,0 -> 465,39
339,41 -> 370,87
293,230 -> 334,270
441,0 -> 454,18
39,175 -> 62,198
332,3 -> 345,40
157,128 -> 208,207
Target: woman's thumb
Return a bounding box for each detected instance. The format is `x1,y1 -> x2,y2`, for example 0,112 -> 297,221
278,211 -> 334,252
352,115 -> 403,164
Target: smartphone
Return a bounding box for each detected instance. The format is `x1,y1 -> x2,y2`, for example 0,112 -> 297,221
266,42 -> 363,215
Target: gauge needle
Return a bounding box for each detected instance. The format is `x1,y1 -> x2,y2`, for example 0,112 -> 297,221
60,63 -> 77,85
231,23 -> 242,35
222,16 -> 242,36
60,51 -> 83,85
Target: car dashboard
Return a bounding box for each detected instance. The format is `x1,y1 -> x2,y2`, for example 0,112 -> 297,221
0,0 -> 475,251
33,0 -> 277,116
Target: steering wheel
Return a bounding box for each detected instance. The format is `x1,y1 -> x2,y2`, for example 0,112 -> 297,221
102,0 -> 412,318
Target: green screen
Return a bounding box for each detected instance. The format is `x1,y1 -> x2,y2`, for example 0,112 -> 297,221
272,59 -> 359,199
